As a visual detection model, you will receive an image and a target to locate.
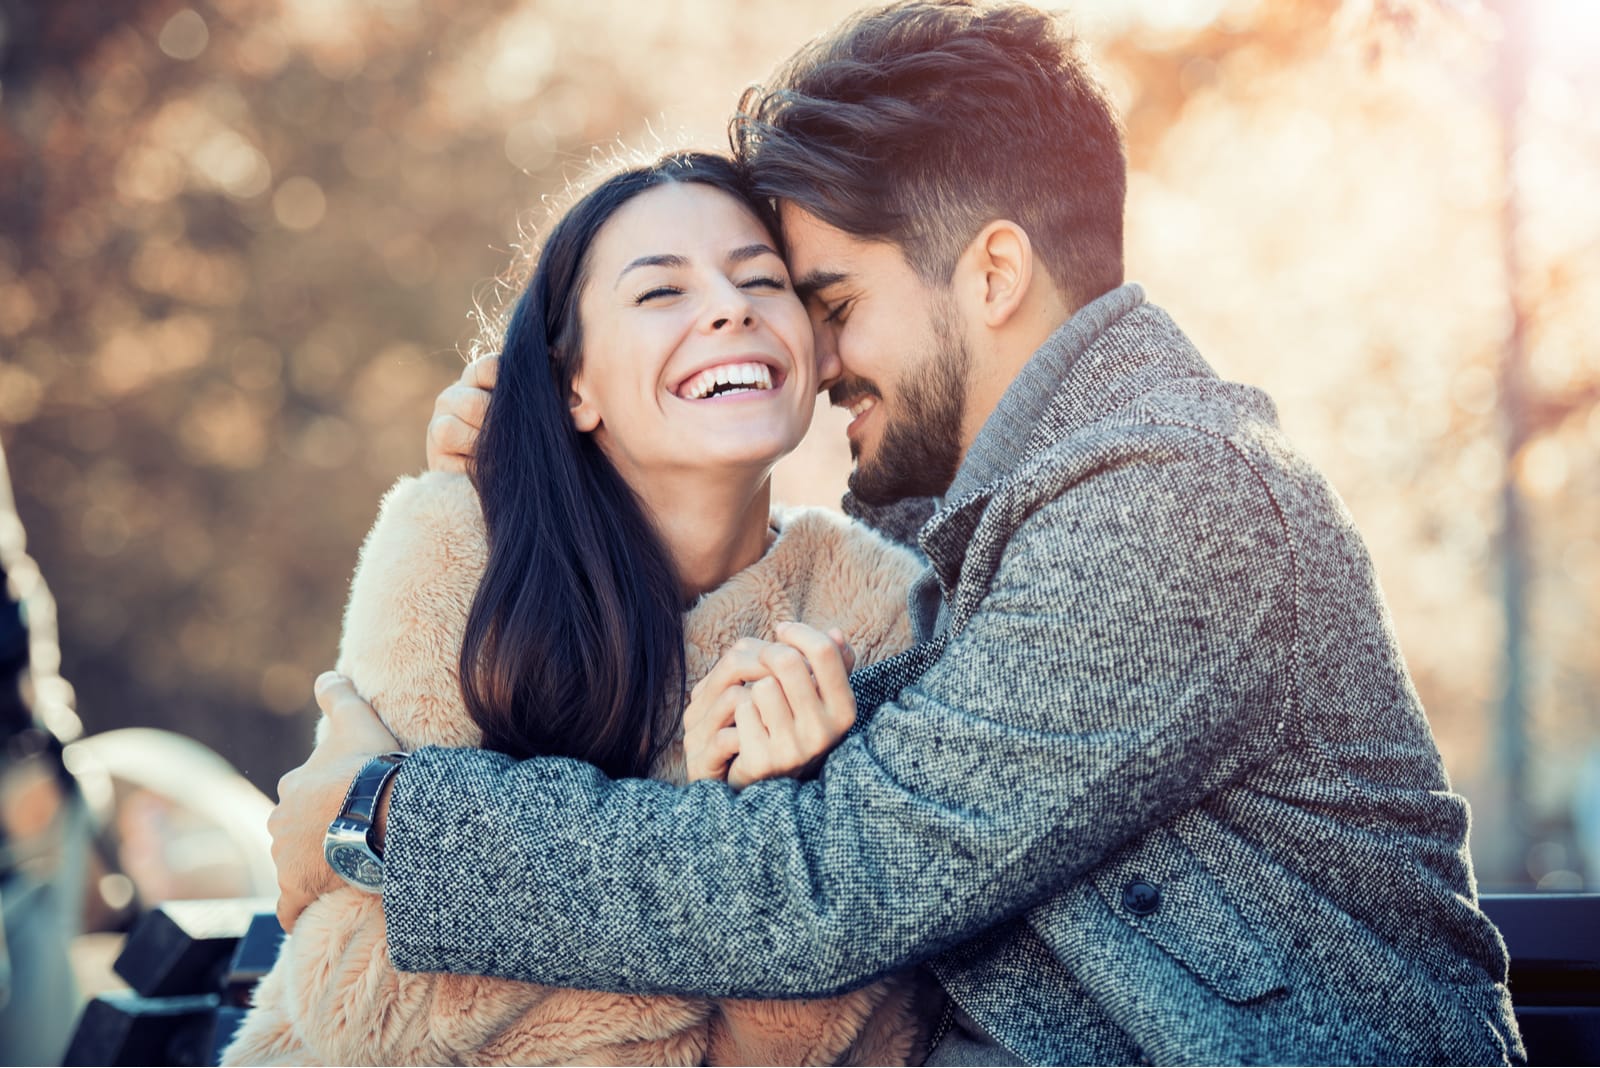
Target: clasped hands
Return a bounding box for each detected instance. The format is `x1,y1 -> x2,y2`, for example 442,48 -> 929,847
683,622 -> 858,788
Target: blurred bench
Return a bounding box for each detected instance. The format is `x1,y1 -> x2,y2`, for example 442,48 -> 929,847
63,898 -> 280,1066
1480,892 -> 1600,1064
63,893 -> 1600,1065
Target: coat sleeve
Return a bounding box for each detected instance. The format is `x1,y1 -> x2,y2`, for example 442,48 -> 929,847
381,432 -> 1298,997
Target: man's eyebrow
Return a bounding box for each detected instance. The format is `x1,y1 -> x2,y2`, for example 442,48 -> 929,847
793,269 -> 849,303
616,253 -> 688,286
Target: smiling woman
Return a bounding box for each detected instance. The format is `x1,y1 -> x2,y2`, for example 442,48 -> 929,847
221,150 -> 937,1066
463,167 -> 818,773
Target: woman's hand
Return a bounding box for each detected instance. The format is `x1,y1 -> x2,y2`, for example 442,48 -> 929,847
425,355 -> 497,473
682,622 -> 858,789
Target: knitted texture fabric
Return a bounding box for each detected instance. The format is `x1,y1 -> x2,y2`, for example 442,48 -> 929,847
220,472 -> 933,1066
378,286 -> 1525,1066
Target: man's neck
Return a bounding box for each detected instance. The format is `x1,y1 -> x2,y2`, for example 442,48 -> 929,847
945,283 -> 1145,503
957,285 -> 1078,460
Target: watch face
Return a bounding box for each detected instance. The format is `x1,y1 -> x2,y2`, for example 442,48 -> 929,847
327,841 -> 384,891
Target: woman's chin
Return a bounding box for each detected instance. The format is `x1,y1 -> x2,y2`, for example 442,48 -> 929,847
679,427 -> 809,477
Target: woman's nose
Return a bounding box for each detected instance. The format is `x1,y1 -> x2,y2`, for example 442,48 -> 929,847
705,280 -> 756,332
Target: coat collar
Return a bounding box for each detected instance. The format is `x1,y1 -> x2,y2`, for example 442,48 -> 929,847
917,283 -> 1151,596
940,283 -> 1149,510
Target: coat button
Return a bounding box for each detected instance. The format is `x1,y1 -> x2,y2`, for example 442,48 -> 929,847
1122,879 -> 1161,916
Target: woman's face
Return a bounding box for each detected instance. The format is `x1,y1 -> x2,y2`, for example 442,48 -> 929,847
569,181 -> 816,485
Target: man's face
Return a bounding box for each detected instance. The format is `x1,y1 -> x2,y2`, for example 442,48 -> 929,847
780,203 -> 969,506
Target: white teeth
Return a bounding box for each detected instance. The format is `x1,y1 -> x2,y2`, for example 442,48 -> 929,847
680,362 -> 775,400
848,397 -> 874,418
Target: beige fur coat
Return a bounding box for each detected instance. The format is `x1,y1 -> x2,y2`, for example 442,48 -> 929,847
222,471 -> 934,1066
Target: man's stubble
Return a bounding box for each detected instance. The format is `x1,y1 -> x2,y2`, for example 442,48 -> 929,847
844,300 -> 970,507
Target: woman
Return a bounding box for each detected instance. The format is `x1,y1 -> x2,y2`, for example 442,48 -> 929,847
222,152 -> 935,1066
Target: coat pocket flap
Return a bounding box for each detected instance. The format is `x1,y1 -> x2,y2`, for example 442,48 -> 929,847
1085,826 -> 1287,1003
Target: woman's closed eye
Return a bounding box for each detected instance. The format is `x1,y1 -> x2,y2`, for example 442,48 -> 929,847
738,275 -> 789,292
633,276 -> 787,305
634,284 -> 683,304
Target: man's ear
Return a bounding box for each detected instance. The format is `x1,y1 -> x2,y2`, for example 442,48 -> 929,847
957,220 -> 1034,330
568,372 -> 601,432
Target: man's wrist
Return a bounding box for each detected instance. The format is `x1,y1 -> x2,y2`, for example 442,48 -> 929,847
324,752 -> 406,892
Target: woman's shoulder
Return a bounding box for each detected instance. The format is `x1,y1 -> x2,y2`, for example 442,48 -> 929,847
766,504 -> 923,664
770,504 -> 924,582
354,472 -> 485,578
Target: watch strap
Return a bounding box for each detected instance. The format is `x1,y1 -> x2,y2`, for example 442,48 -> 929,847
338,752 -> 407,834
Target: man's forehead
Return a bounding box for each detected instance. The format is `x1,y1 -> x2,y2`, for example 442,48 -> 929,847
778,202 -> 858,289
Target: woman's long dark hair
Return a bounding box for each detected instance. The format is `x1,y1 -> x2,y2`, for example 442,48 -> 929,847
460,151 -> 778,780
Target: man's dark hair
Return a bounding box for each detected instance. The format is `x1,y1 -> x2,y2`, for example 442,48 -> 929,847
732,0 -> 1126,306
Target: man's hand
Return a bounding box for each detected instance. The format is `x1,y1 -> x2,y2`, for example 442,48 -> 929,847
426,354 -> 497,473
682,623 -> 857,789
269,672 -> 401,932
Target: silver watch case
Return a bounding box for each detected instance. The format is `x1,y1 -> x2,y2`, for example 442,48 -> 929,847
325,818 -> 385,892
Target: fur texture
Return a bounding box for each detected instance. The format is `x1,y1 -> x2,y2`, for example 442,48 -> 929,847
223,471 -> 932,1066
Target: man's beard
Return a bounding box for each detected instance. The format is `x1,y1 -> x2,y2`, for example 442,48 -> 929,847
841,311 -> 969,507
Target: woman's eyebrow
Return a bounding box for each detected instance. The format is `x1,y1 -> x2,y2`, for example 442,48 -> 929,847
616,254 -> 688,286
727,243 -> 781,264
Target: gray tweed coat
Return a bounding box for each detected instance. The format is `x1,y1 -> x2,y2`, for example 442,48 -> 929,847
382,284 -> 1524,1066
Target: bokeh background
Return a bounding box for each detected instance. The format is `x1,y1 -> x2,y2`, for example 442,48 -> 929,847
2,0 -> 1597,901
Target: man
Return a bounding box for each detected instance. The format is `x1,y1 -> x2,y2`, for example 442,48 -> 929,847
273,2 -> 1523,1063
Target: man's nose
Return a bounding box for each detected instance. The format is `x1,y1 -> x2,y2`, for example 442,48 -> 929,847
814,333 -> 842,393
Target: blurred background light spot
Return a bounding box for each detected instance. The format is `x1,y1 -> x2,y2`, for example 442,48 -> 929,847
237,24 -> 291,77
382,234 -> 437,288
192,130 -> 272,199
1456,439 -> 1502,490
1138,0 -> 1231,34
163,523 -> 216,581
68,411 -> 116,454
260,662 -> 313,716
0,280 -> 37,336
98,873 -> 136,912
294,416 -> 359,469
1517,437 -> 1569,499
539,82 -> 591,138
504,119 -> 555,173
341,126 -> 396,180
179,386 -> 270,470
90,64 -> 149,118
159,10 -> 210,62
1451,365 -> 1498,415
81,506 -> 131,558
115,145 -> 185,203
230,338 -> 285,392
273,176 -> 327,230
485,13 -> 554,105
0,365 -> 45,425
179,617 -> 227,668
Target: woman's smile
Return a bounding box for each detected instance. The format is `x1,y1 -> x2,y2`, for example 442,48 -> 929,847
672,359 -> 786,402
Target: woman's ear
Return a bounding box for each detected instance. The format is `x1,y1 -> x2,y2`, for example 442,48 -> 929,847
568,372 -> 601,432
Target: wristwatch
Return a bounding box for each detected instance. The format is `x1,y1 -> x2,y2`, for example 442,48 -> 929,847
324,752 -> 407,893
